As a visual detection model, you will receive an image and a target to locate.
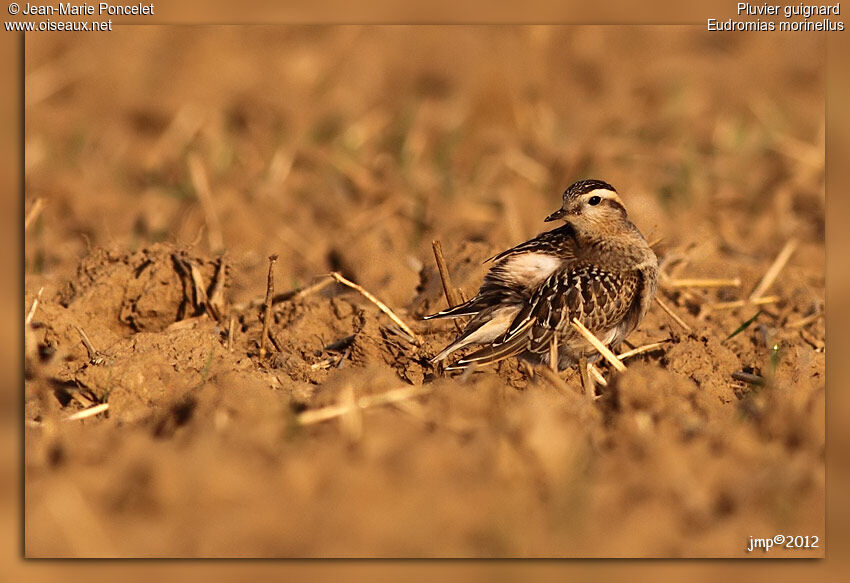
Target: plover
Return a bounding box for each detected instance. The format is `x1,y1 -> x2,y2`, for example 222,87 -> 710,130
425,179 -> 658,386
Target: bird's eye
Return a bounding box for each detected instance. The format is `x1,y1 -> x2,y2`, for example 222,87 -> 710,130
588,195 -> 602,206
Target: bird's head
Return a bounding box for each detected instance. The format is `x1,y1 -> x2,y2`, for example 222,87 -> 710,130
544,179 -> 628,224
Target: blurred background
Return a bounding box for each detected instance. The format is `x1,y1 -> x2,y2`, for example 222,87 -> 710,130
24,27 -> 824,306
22,26 -> 825,559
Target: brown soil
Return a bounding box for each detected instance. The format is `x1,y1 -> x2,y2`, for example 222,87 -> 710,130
24,26 -> 824,557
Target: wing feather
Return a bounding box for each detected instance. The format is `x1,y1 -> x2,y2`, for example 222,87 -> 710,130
427,223 -> 646,369
486,223 -> 577,263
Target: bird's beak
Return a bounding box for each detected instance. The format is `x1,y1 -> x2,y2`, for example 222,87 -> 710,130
544,208 -> 567,222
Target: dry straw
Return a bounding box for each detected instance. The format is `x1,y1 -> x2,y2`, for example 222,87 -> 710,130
617,340 -> 668,361
707,295 -> 780,311
570,318 -> 627,373
653,296 -> 692,333
187,153 -> 224,253
26,287 -> 44,326
63,403 -> 109,422
259,255 -> 278,360
432,240 -> 465,334
667,278 -> 741,289
296,385 -> 433,426
749,239 -> 798,301
25,198 -> 46,232
330,272 -> 419,343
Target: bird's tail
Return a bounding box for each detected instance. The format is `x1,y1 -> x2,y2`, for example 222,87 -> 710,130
422,296 -> 481,320
428,305 -> 520,364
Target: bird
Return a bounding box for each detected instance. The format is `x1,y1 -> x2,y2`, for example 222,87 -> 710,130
424,179 -> 658,386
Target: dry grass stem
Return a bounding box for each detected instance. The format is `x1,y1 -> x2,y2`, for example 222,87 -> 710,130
74,326 -> 104,365
296,385 -> 433,426
310,358 -> 334,370
770,133 -> 824,170
731,371 -> 765,385
292,277 -> 334,302
570,318 -> 627,373
25,60 -> 66,108
800,329 -> 825,350
147,106 -> 204,168
63,403 -> 109,422
207,259 -> 228,320
350,198 -> 405,233
669,255 -> 692,279
786,311 -> 822,329
268,330 -> 284,353
339,385 -> 363,441
336,348 -> 351,369
519,360 -> 536,380
654,296 -> 693,333
227,314 -> 235,352
259,255 -> 278,360
431,240 -> 462,308
264,147 -> 295,192
172,254 -> 221,320
707,296 -> 780,311
431,240 -> 464,334
504,148 -> 549,185
186,261 -> 210,311
667,278 -> 741,289
234,277 -> 335,312
26,287 -> 44,326
70,391 -> 95,408
25,198 -> 46,232
617,341 -> 668,361
330,271 -> 419,343
749,239 -> 798,301
187,153 -> 225,253
588,364 -> 608,387
578,355 -> 595,400
659,269 -> 705,307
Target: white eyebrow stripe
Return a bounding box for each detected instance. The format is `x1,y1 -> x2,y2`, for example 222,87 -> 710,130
586,188 -> 624,206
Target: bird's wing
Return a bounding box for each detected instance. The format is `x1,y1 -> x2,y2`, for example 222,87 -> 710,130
422,294 -> 489,320
425,225 -> 577,321
445,319 -> 534,369
451,269 -> 571,367
451,265 -> 642,368
430,304 -> 520,363
475,224 -> 579,302
485,223 -> 578,264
